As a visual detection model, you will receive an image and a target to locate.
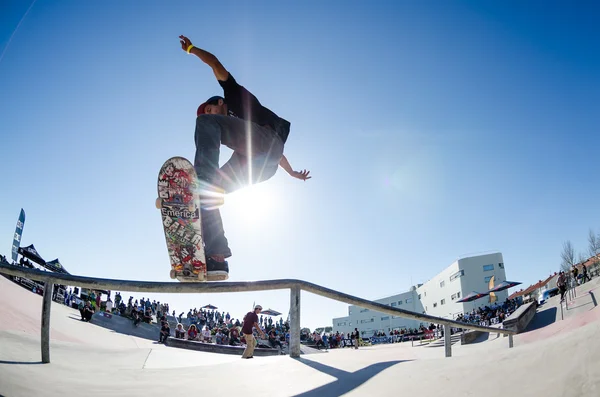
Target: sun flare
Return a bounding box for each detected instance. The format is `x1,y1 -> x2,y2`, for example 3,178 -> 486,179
226,183 -> 274,223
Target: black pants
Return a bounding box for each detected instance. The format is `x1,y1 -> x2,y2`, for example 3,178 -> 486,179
83,310 -> 93,321
193,115 -> 284,257
559,286 -> 567,300
159,333 -> 169,343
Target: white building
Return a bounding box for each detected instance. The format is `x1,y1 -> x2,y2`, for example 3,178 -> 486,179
332,252 -> 508,338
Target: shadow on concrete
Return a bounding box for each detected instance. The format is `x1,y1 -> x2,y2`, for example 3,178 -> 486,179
424,340 -> 458,348
0,360 -> 43,365
468,332 -> 501,345
524,307 -> 557,333
292,357 -> 409,397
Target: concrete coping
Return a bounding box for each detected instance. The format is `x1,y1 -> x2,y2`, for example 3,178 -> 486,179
503,302 -> 537,333
166,337 -> 280,356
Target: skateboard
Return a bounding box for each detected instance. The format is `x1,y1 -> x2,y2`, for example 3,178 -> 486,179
157,157 -> 207,282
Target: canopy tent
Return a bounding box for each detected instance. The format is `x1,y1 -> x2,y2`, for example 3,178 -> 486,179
456,291 -> 489,303
18,244 -> 46,266
488,281 -> 522,293
45,258 -> 70,275
260,308 -> 282,316
17,246 -> 71,275
202,304 -> 218,310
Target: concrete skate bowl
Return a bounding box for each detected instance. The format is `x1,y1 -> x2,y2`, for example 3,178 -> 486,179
5,264 -> 600,396
90,311 -> 162,341
0,263 -> 517,363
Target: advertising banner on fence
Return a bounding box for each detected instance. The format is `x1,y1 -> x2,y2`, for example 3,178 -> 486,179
11,209 -> 26,262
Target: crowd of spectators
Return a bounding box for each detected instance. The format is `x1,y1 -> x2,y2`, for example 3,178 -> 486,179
169,309 -> 290,352
455,299 -> 522,326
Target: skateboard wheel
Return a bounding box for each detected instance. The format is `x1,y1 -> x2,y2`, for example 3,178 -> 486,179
155,198 -> 161,209
169,270 -> 177,279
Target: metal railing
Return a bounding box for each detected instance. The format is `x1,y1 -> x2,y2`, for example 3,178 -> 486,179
0,263 -> 515,363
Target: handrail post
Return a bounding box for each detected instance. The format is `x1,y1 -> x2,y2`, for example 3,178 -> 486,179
444,324 -> 451,357
41,281 -> 54,363
289,285 -> 301,358
508,333 -> 514,348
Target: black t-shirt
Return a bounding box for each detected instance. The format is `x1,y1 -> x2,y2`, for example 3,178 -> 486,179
219,74 -> 290,143
242,311 -> 259,335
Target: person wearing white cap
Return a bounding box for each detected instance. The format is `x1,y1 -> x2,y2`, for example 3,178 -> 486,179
241,305 -> 266,359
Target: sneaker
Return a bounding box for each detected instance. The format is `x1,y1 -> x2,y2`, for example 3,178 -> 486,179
207,257 -> 229,281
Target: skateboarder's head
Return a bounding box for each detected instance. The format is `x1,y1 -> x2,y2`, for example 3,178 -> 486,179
197,96 -> 226,116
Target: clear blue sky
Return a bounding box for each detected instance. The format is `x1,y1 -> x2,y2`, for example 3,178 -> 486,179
1,0 -> 599,330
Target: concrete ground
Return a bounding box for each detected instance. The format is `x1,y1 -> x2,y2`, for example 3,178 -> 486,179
1,275 -> 599,397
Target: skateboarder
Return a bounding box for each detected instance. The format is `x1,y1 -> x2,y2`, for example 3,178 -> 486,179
179,35 -> 311,280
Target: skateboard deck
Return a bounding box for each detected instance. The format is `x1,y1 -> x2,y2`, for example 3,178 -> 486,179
157,157 -> 207,282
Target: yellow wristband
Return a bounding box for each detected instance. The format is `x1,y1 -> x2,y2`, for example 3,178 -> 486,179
186,44 -> 194,54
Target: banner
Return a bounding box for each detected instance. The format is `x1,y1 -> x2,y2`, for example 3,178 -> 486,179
488,275 -> 497,304
11,209 -> 25,262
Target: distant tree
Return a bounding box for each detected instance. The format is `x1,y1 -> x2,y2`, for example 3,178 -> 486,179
588,229 -> 600,274
560,240 -> 575,272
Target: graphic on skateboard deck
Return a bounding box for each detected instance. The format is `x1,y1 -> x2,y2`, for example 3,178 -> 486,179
157,157 -> 207,282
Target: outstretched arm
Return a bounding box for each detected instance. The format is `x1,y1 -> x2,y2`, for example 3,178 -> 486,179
279,154 -> 311,181
179,35 -> 229,81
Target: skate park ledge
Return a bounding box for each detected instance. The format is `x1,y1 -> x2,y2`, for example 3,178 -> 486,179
502,301 -> 536,333
166,338 -> 280,356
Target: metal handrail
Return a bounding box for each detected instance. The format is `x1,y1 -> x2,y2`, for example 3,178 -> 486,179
0,262 -> 515,363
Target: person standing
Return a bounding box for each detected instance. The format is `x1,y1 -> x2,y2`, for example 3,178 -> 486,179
557,271 -> 567,302
241,305 -> 266,359
353,328 -> 360,349
581,265 -> 591,283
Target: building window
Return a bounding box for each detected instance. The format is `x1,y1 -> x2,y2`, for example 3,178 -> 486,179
451,293 -> 457,300
450,270 -> 465,281
440,281 -> 445,288
433,303 -> 438,308
418,294 -> 421,299
484,276 -> 493,283
483,264 -> 494,272
499,262 -> 504,269
405,298 -> 413,304
441,299 -> 446,305
360,308 -> 369,313
391,302 -> 397,307
381,316 -> 389,321
457,292 -> 461,298
398,300 -> 403,305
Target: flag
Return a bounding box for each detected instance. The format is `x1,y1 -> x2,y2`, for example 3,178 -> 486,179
488,275 -> 497,304
11,209 -> 25,262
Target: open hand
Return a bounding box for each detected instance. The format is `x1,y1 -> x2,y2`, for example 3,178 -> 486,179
290,170 -> 311,181
179,35 -> 192,52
